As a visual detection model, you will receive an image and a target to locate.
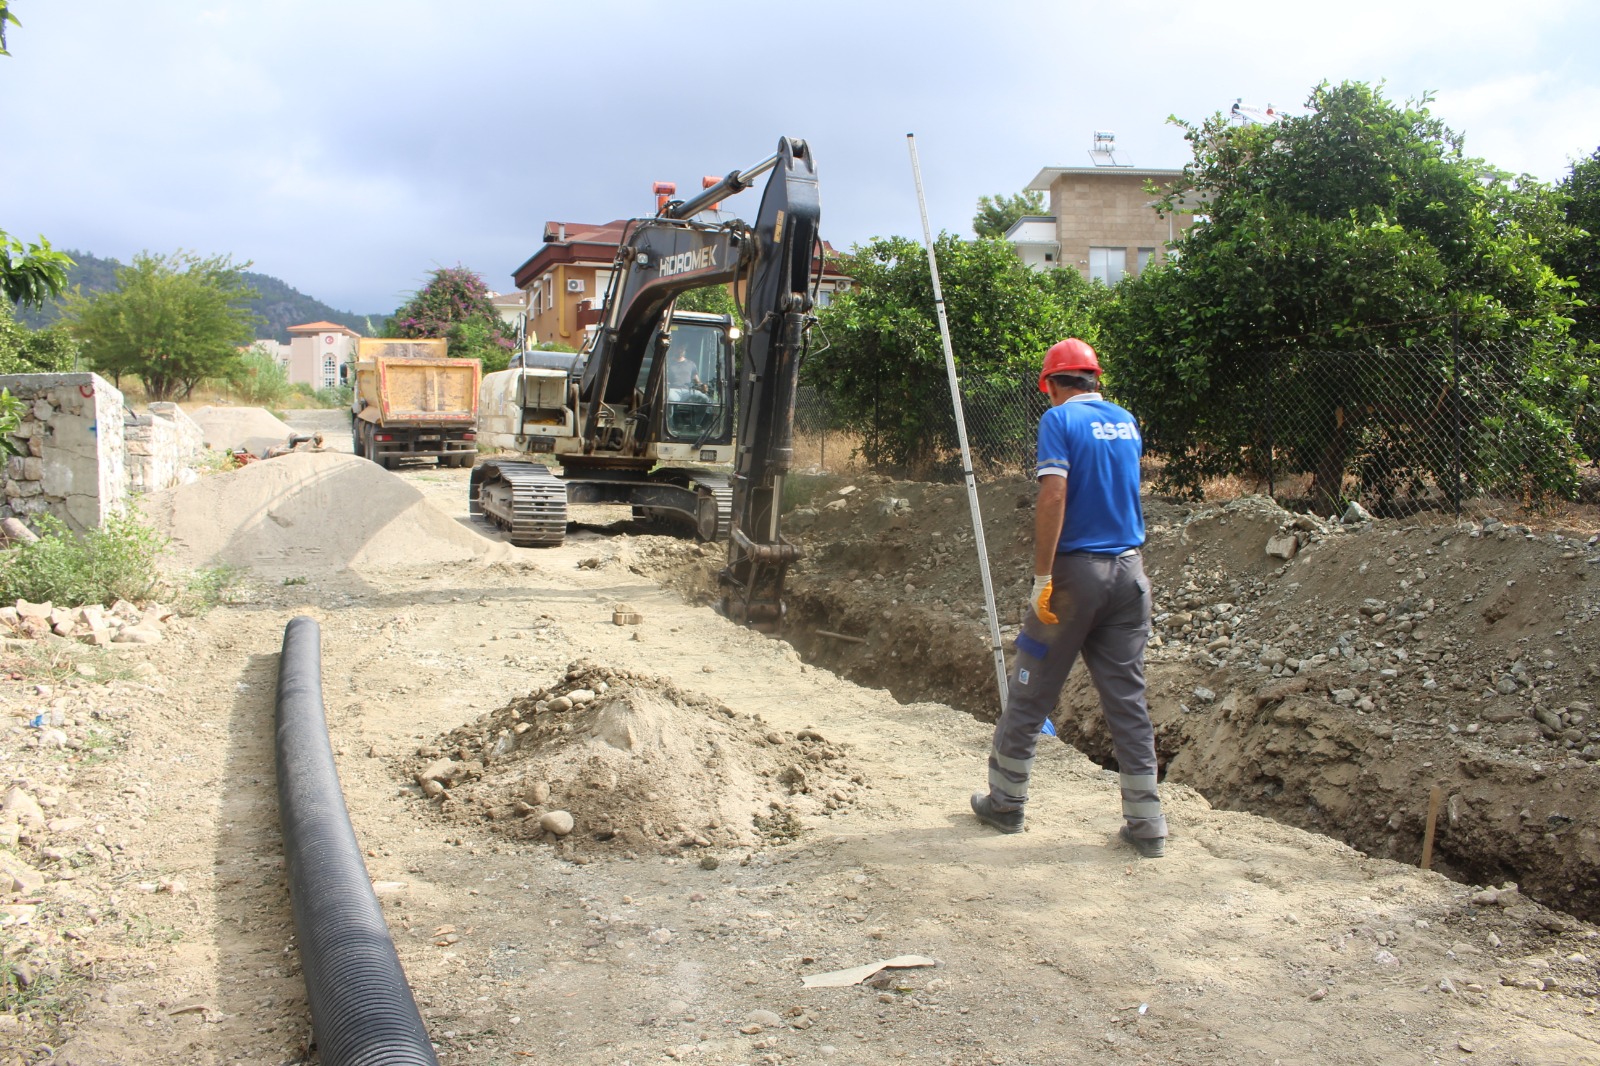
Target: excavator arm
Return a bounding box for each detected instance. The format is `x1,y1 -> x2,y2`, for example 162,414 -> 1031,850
717,138 -> 820,631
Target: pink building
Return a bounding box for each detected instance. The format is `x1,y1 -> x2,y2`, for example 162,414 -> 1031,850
285,321 -> 361,390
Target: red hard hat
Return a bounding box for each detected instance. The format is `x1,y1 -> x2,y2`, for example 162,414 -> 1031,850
1039,338 -> 1101,393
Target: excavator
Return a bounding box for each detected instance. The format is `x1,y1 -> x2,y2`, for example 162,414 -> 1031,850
471,137 -> 821,630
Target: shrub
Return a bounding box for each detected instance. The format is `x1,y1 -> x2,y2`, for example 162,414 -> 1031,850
0,513 -> 167,606
228,350 -> 293,407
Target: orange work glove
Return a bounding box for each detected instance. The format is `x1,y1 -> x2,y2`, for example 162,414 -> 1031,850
1030,574 -> 1059,625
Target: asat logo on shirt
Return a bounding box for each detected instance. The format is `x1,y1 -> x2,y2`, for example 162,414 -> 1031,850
1090,421 -> 1140,442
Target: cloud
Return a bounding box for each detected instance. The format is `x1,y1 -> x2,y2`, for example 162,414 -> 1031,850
2,0 -> 1595,309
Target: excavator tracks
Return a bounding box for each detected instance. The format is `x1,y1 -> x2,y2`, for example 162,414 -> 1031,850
697,473 -> 734,543
470,460 -> 569,547
654,467 -> 733,543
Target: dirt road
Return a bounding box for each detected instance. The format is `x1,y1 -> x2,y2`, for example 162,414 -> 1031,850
7,454 -> 1600,1065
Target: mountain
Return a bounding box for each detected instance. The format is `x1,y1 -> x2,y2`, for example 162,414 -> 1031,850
11,250 -> 386,342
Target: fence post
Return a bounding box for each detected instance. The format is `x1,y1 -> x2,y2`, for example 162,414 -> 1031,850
1451,313 -> 1462,520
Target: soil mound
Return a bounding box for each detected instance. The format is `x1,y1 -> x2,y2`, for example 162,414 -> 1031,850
410,662 -> 863,856
139,451 -> 493,574
188,405 -> 297,456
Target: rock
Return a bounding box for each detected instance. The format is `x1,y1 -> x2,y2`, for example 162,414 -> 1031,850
547,696 -> 574,713
567,689 -> 596,705
1266,534 -> 1299,560
417,758 -> 458,784
1372,949 -> 1399,968
1,786 -> 46,831
525,780 -> 551,805
1331,688 -> 1357,705
112,626 -> 163,645
420,779 -> 445,799
1192,686 -> 1216,703
14,599 -> 51,621
0,852 -> 46,893
1343,501 -> 1373,524
540,810 -> 575,836
746,1009 -> 783,1029
39,728 -> 68,749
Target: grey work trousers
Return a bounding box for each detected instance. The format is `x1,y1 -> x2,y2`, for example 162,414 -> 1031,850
984,549 -> 1167,840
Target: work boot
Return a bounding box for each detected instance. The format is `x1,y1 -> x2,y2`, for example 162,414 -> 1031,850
970,792 -> 1023,834
1119,825 -> 1166,859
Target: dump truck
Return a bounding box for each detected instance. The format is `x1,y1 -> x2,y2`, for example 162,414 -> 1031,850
347,338 -> 481,468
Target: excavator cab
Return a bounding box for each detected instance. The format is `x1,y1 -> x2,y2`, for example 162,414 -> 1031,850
659,315 -> 734,442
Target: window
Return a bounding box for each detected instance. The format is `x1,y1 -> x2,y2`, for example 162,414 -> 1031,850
1089,247 -> 1126,286
322,354 -> 338,389
1137,247 -> 1156,274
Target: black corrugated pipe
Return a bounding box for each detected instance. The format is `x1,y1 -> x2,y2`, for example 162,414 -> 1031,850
275,616 -> 440,1066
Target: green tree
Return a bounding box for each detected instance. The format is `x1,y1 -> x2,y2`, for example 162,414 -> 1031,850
1555,146 -> 1600,345
675,283 -> 738,317
0,300 -> 77,376
65,251 -> 261,401
388,266 -> 516,373
810,234 -> 1099,470
1100,81 -> 1585,508
972,190 -> 1046,239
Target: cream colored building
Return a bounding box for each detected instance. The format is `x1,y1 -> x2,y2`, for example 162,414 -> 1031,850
1018,166 -> 1194,284
286,321 -> 361,389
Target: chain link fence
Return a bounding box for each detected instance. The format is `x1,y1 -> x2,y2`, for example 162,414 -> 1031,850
796,339 -> 1600,525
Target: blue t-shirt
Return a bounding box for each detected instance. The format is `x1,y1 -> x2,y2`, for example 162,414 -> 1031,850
1035,394 -> 1145,554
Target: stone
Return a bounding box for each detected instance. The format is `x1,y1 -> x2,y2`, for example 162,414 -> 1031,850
525,780 -> 551,805
14,599 -> 50,621
547,696 -> 574,713
746,1009 -> 783,1029
1343,501 -> 1373,524
1192,686 -> 1216,703
1,786 -> 46,832
539,810 -> 575,836
417,758 -> 457,784
1265,534 -> 1299,560
0,852 -> 46,893
567,688 -> 596,705
111,626 -> 162,645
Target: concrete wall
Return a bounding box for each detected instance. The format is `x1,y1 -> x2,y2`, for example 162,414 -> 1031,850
0,373 -> 128,532
125,403 -> 204,494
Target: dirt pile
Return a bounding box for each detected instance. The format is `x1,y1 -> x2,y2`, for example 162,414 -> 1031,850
408,662 -> 865,856
138,451 -> 495,575
187,405 -> 297,455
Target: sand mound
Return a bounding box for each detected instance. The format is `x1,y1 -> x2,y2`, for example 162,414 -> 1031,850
189,405 -> 297,455
412,662 -> 864,855
139,451 -> 493,574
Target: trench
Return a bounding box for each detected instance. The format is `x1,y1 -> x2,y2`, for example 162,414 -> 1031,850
671,567 -> 1600,925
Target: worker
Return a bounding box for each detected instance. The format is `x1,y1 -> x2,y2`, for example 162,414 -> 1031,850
969,338 -> 1167,858
666,349 -> 701,389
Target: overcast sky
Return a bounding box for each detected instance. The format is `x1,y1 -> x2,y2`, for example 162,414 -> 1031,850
3,1 -> 1596,314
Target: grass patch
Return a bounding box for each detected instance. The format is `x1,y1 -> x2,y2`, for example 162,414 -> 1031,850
0,953 -> 84,1034
0,513 -> 166,607
177,564 -> 249,614
122,914 -> 186,947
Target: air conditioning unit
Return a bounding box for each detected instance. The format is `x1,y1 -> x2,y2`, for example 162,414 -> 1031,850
566,278 -> 585,293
